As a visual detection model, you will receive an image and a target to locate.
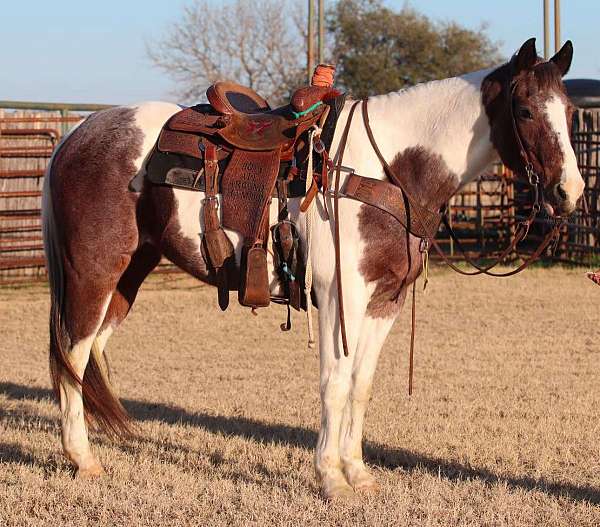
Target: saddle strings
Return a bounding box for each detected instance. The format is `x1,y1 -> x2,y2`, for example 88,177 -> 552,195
303,124 -> 322,350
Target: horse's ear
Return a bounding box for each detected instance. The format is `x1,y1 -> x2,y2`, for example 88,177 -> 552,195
550,40 -> 573,76
511,38 -> 538,74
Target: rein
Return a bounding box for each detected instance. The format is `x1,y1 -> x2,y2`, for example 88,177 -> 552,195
328,89 -> 563,389
333,100 -> 361,357
428,78 -> 563,277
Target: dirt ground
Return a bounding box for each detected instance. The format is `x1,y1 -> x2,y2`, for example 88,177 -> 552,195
1,267 -> 600,526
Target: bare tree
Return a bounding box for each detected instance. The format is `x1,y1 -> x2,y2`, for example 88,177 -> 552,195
148,0 -> 306,105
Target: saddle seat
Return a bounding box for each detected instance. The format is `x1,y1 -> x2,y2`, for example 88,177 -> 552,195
206,81 -> 272,115
166,81 -> 332,152
207,80 -> 332,117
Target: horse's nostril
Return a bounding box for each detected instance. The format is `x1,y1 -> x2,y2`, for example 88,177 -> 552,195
555,184 -> 568,201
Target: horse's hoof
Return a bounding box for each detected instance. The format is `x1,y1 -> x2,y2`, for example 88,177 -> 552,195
321,481 -> 356,501
75,462 -> 105,479
352,475 -> 380,494
344,464 -> 380,494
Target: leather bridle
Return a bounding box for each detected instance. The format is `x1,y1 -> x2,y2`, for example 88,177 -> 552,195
429,76 -> 564,277
328,78 -> 564,390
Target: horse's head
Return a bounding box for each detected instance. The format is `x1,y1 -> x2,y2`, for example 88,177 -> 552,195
482,38 -> 584,216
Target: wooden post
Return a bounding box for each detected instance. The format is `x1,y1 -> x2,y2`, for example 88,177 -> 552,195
543,0 -> 550,59
307,0 -> 315,84
61,108 -> 70,136
554,0 -> 561,53
448,200 -> 454,257
318,0 -> 325,64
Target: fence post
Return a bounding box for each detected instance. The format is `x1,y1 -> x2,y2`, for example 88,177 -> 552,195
61,108 -> 70,136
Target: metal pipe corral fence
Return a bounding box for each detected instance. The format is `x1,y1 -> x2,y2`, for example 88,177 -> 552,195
0,101 -> 114,285
1,98 -> 600,286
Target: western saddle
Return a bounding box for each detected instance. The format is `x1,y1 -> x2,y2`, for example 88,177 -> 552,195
146,65 -> 344,315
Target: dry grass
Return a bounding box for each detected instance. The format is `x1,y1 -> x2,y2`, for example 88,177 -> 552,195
1,267 -> 600,526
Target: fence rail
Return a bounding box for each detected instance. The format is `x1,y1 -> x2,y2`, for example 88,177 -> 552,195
0,101 -> 115,284
1,102 -> 600,286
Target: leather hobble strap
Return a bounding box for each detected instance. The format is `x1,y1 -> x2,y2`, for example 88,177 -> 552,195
334,100 -> 361,358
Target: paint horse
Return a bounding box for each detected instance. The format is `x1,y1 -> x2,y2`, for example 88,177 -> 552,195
42,39 -> 583,500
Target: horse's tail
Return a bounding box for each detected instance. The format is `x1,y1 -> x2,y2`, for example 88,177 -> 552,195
42,126 -> 133,438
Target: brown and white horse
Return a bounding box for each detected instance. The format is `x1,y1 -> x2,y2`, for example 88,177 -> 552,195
42,39 -> 583,499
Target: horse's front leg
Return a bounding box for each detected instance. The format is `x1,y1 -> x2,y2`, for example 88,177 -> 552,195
314,293 -> 364,500
339,314 -> 397,493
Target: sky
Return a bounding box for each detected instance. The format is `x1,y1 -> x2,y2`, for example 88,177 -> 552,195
1,0 -> 599,105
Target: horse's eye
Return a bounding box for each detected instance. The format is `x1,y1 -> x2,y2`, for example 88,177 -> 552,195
517,107 -> 533,120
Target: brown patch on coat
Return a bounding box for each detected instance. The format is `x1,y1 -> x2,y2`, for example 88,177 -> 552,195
358,147 -> 459,318
100,243 -> 162,331
481,59 -> 573,201
54,106 -> 228,339
51,107 -> 145,340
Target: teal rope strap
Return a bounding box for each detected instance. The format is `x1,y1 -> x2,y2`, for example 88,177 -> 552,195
291,101 -> 323,119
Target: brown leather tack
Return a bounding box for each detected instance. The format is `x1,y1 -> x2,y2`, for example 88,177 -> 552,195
290,86 -> 332,112
167,107 -> 228,134
158,129 -> 203,159
239,246 -> 270,308
221,149 -> 281,241
145,65 -> 341,318
207,81 -> 271,115
342,174 -> 441,239
202,228 -> 234,269
202,143 -> 234,270
333,100 -> 361,358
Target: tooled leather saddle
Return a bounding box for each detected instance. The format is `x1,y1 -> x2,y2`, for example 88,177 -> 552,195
145,65 -> 345,314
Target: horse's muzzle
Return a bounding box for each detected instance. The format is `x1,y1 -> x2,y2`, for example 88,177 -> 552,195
546,183 -> 578,216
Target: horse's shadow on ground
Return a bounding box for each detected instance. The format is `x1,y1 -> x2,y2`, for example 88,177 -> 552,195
1,380 -> 599,505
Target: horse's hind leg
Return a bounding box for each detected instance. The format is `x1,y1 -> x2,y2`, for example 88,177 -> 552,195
97,244 -> 162,354
58,244 -> 161,477
57,284 -> 115,477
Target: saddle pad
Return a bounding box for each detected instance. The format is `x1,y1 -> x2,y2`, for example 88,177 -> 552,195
221,149 -> 281,240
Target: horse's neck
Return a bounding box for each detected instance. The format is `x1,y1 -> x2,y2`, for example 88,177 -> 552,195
340,68 -> 498,188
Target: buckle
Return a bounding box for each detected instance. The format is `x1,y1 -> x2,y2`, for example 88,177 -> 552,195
271,220 -> 298,243
313,137 -> 325,154
526,163 -> 539,186
203,195 -> 219,208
